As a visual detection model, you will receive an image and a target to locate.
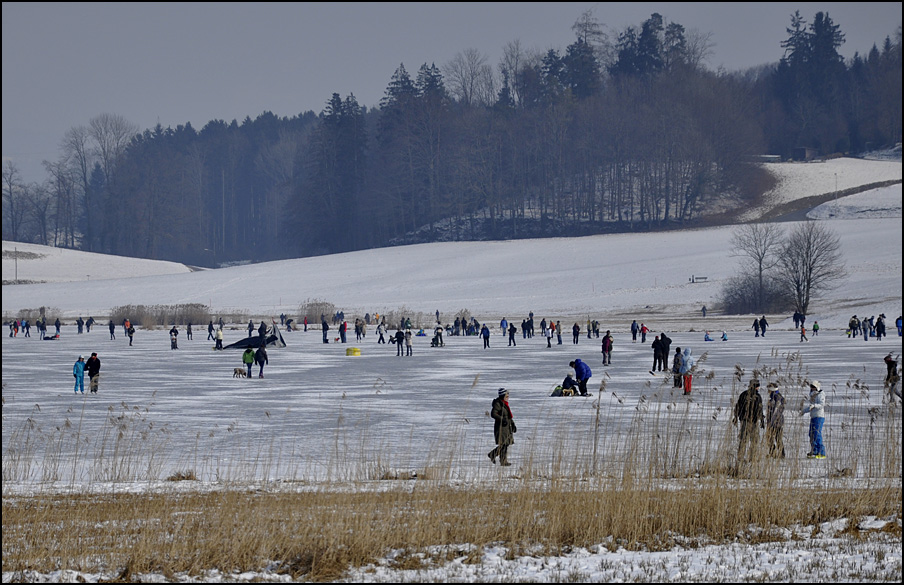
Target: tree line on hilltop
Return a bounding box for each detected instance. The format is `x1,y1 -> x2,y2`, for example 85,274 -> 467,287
3,11 -> 901,266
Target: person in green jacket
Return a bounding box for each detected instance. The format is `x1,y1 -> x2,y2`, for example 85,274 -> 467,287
242,347 -> 255,378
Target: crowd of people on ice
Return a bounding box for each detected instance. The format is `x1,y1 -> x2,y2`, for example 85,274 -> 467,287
6,308 -> 901,469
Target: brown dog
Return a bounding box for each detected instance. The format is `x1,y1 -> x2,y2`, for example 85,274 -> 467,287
233,367 -> 247,378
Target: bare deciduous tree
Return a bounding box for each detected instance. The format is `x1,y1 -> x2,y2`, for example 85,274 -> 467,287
444,48 -> 497,107
730,222 -> 785,311
2,161 -> 27,241
88,113 -> 139,181
777,221 -> 846,314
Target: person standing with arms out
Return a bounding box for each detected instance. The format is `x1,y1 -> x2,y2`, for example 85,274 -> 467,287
801,381 -> 826,459
601,330 -> 613,366
765,382 -> 785,458
86,352 -> 101,394
733,379 -> 765,464
488,388 -> 516,466
73,355 -> 86,394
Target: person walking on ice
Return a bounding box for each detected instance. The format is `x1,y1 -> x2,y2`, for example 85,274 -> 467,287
86,352 -> 101,394
73,355 -> 86,394
488,388 -> 516,466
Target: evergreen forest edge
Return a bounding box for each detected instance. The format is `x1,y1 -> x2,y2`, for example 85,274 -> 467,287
2,11 -> 901,268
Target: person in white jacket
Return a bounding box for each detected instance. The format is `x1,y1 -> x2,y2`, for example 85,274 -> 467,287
801,381 -> 826,459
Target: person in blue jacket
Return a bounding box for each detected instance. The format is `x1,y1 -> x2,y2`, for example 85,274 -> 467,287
569,359 -> 592,396
73,355 -> 86,394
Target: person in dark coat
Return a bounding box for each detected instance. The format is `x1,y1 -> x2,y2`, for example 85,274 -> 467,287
488,388 -> 516,466
248,320 -> 254,337
255,344 -> 268,378
752,317 -> 761,337
322,318 -> 330,344
109,320 -> 116,340
759,315 -> 768,336
601,331 -> 613,366
733,379 -> 765,463
651,335 -> 664,372
672,347 -> 683,389
208,321 -> 215,340
86,352 -> 101,393
481,324 -> 491,349
394,329 -> 405,356
508,323 -> 517,346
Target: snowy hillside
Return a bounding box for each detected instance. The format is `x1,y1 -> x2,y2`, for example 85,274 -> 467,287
1,240 -> 192,284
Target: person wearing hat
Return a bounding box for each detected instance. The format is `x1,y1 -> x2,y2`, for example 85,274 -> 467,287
765,382 -> 785,458
86,352 -> 101,393
73,355 -> 86,394
801,381 -> 826,459
733,379 -> 765,463
488,388 -> 516,466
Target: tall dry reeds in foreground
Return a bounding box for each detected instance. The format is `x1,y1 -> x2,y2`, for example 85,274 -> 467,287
3,476 -> 901,580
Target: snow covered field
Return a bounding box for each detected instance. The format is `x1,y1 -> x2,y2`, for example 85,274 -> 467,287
2,158 -> 902,583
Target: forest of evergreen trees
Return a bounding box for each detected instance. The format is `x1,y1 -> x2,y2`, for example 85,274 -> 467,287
3,11 -> 901,266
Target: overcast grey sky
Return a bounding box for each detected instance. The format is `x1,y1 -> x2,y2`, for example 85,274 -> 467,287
3,2 -> 901,185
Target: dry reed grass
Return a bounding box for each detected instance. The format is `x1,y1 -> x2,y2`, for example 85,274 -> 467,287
3,479 -> 900,581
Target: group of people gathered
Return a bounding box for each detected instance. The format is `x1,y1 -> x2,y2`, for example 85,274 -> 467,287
733,378 -> 827,464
